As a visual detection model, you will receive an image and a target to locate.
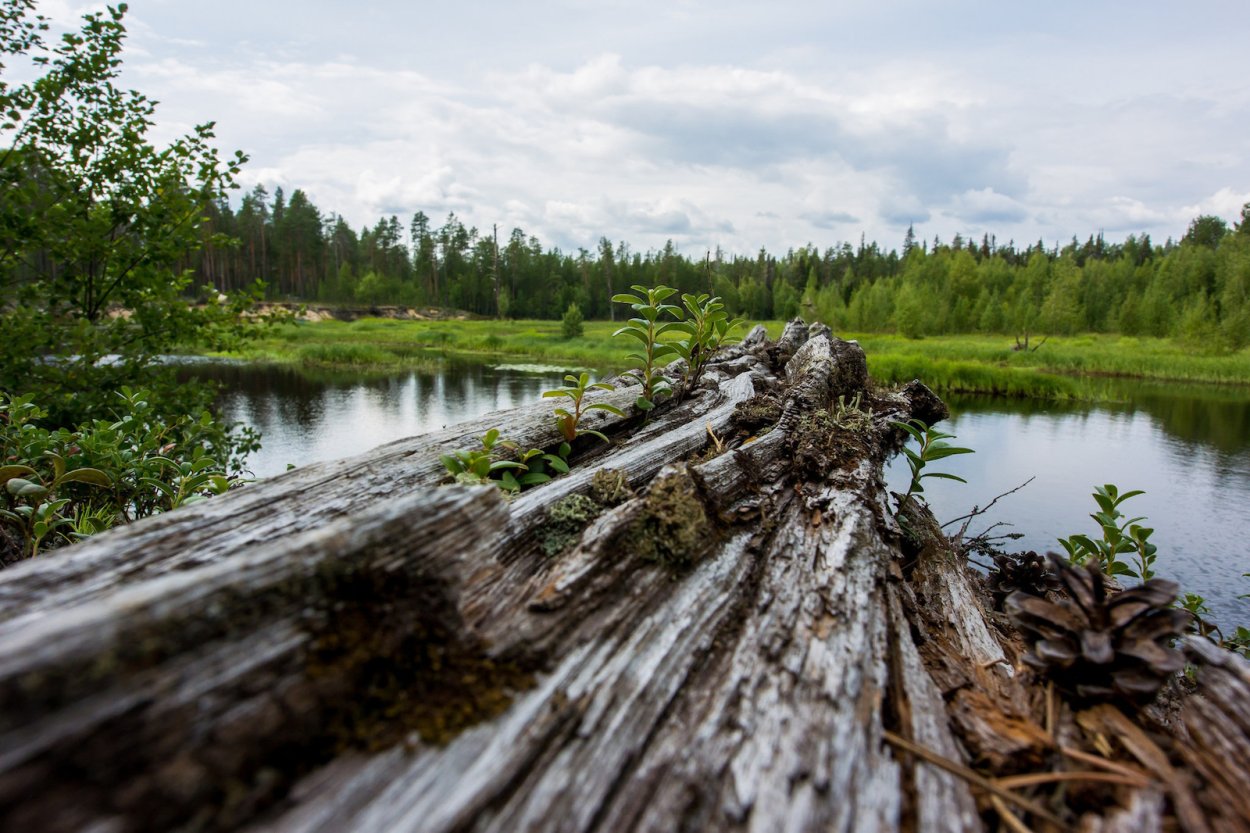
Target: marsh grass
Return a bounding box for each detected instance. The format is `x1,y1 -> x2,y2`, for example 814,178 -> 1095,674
222,318 -> 633,371
211,319 -> 1250,399
853,333 -> 1250,387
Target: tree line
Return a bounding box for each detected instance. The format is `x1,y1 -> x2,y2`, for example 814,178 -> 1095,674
192,191 -> 1250,349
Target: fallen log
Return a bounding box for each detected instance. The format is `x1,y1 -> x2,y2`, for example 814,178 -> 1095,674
0,321 -> 1246,832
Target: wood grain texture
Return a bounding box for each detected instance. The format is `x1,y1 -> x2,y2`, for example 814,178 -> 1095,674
2,320 -> 1247,832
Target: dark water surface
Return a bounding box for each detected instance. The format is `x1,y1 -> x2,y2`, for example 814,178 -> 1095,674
195,358 -> 573,481
196,361 -> 1250,627
886,379 -> 1250,628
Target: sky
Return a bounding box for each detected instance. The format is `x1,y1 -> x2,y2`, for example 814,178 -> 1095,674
33,0 -> 1250,256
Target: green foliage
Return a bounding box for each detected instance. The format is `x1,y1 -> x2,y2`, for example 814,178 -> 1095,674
438,428 -> 526,486
541,372 -> 623,443
1057,485 -> 1157,579
498,443 -> 571,493
0,1 -> 262,556
1181,587 -> 1250,659
0,2 -> 257,427
612,284 -> 682,412
438,429 -> 570,494
890,418 -> 974,505
671,292 -> 744,397
560,302 -> 584,340
0,389 -> 237,561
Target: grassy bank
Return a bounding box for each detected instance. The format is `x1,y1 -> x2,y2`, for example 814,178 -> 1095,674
854,333 -> 1250,399
213,318 -> 1250,400
218,318 -> 633,371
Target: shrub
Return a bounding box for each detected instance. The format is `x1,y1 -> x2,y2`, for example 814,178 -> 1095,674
0,390 -> 248,563
561,303 -> 584,340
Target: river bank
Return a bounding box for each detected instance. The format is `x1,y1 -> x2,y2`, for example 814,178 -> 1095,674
208,317 -> 1250,401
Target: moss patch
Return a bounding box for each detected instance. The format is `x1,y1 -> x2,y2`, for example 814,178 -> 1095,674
732,394 -> 782,432
308,565 -> 532,750
588,468 -> 634,507
632,471 -> 712,572
789,395 -> 876,479
540,493 -> 604,557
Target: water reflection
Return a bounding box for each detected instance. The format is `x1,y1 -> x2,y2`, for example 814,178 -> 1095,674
888,383 -> 1250,628
189,360 -> 572,482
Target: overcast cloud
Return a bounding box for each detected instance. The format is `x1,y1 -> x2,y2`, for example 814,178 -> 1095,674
67,0 -> 1250,254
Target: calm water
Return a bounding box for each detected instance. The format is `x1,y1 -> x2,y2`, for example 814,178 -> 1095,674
196,361 -> 1250,627
886,381 -> 1250,627
196,359 -> 574,481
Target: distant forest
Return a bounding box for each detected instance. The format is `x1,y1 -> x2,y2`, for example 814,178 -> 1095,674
191,186 -> 1250,349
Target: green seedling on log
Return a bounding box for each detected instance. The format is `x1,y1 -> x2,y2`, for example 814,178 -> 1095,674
542,372 -> 624,443
612,284 -> 682,413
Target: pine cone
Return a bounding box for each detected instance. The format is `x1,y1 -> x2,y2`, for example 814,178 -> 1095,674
1006,554 -> 1189,703
988,550 -> 1061,609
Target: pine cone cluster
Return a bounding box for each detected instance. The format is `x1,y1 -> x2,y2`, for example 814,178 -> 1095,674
988,550 -> 1061,609
1006,554 -> 1189,703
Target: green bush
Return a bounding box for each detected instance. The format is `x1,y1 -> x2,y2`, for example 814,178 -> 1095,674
561,303 -> 585,340
0,390 -> 253,563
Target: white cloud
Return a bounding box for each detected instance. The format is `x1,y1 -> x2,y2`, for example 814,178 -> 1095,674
87,0 -> 1250,254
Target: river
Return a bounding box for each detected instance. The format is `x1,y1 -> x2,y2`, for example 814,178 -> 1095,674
193,361 -> 1250,628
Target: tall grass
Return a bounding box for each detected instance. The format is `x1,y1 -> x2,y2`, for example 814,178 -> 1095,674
211,318 -> 1250,399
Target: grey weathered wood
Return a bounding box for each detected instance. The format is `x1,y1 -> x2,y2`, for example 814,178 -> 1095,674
3,321 -> 1247,832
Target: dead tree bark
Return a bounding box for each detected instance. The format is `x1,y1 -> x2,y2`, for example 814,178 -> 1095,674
0,322 -> 1245,832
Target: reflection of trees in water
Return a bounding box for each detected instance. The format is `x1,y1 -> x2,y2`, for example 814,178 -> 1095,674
950,383 -> 1250,504
951,382 -> 1250,458
186,361 -> 568,439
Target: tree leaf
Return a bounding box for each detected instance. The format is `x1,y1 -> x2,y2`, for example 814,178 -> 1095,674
58,468 -> 112,488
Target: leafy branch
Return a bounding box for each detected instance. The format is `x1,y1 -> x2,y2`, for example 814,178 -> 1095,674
890,418 -> 974,505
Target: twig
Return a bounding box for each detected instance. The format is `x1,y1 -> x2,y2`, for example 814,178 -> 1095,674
882,731 -> 1068,828
1058,746 -> 1151,781
943,476 -> 1036,533
996,771 -> 1151,790
1046,682 -> 1055,741
990,794 -> 1036,833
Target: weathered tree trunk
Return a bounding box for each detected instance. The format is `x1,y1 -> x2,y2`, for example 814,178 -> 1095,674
0,322 -> 1246,832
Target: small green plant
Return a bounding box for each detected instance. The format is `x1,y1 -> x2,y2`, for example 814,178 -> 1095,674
561,302 -> 585,340
612,284 -> 682,412
890,418 -> 974,505
439,429 -> 570,494
1181,589 -> 1250,658
1225,626 -> 1250,658
439,429 -> 527,486
542,372 -> 625,443
1057,485 -> 1156,579
671,292 -> 744,398
498,443 -> 571,493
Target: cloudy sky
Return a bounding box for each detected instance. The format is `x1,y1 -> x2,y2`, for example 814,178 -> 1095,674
42,0 -> 1250,255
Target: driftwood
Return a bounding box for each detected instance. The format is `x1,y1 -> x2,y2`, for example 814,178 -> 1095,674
0,321 -> 1248,832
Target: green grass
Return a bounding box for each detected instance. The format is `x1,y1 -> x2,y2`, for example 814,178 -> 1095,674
850,333 -> 1250,393
215,318 -> 633,371
211,318 -> 1250,400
